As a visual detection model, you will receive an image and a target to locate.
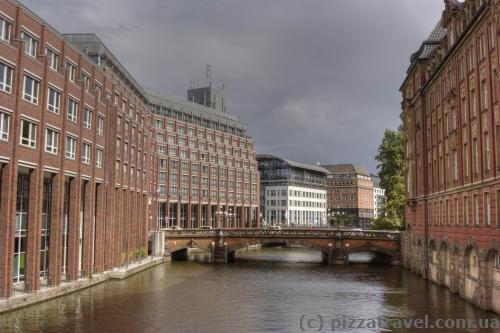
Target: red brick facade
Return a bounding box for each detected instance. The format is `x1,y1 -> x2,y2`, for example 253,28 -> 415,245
0,0 -> 154,297
401,0 -> 500,313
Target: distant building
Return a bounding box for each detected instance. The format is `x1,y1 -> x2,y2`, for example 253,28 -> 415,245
321,164 -> 374,228
371,174 -> 386,219
257,155 -> 328,227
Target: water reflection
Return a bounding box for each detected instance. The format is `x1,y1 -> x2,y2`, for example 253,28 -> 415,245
0,247 -> 498,333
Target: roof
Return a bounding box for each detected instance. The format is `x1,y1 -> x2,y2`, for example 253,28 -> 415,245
401,19 -> 447,90
144,88 -> 246,132
63,33 -> 147,101
370,174 -> 381,187
256,154 -> 330,174
320,164 -> 370,177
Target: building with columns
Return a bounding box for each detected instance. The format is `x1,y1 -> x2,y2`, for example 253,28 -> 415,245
401,0 -> 500,313
147,86 -> 260,230
0,0 -> 260,301
257,155 -> 328,227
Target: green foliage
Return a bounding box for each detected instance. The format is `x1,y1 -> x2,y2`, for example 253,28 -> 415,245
373,126 -> 405,231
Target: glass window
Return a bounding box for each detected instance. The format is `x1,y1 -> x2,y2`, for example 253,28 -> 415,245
44,128 -> 59,154
21,31 -> 37,57
96,148 -> 103,168
83,107 -> 92,129
22,75 -> 40,104
20,119 -> 37,148
45,47 -> 59,71
0,111 -> 9,141
97,115 -> 104,135
0,16 -> 11,42
65,135 -> 76,160
82,142 -> 91,164
65,60 -> 76,82
47,87 -> 61,114
0,62 -> 13,93
67,98 -> 78,122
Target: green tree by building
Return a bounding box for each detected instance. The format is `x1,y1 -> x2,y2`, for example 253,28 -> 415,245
372,125 -> 405,230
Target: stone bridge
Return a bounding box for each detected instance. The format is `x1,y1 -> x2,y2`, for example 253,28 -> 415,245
165,228 -> 402,265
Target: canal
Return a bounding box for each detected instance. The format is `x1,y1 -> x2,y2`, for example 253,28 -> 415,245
0,247 -> 499,333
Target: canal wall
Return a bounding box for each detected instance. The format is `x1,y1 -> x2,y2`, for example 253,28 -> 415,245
0,257 -> 166,314
403,231 -> 500,315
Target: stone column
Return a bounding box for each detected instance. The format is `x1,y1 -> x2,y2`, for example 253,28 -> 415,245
187,202 -> 192,229
25,168 -> 42,292
0,163 -> 16,298
66,177 -> 80,281
94,183 -> 104,273
206,204 -> 211,228
113,188 -> 122,267
81,180 -> 94,278
48,173 -> 63,286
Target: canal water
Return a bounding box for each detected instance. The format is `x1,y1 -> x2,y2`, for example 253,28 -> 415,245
0,248 -> 499,333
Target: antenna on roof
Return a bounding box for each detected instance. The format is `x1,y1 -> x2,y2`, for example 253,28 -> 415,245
206,64 -> 212,86
189,80 -> 194,89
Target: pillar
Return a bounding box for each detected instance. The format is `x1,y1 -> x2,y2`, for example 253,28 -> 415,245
25,168 -> 42,292
81,181 -> 94,278
0,163 -> 16,298
197,203 -> 202,229
176,201 -> 181,228
241,206 -> 246,229
66,177 -> 80,281
187,202 -> 192,229
48,173 -> 63,286
256,206 -> 260,228
206,204 -> 211,228
94,183 -> 105,273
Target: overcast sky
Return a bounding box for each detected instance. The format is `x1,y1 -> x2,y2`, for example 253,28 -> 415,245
21,0 -> 443,173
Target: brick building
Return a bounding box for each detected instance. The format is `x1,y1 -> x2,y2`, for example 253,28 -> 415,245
147,85 -> 260,229
0,0 -> 262,300
401,0 -> 500,313
321,164 -> 374,228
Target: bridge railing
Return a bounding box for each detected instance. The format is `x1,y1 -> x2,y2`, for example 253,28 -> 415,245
165,228 -> 401,240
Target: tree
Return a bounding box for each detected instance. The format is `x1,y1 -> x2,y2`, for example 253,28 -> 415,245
372,126 -> 405,231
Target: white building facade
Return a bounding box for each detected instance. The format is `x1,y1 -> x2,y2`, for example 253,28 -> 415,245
257,155 -> 328,228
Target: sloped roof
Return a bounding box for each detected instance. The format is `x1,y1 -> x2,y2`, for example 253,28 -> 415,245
320,164 -> 370,177
256,154 -> 330,174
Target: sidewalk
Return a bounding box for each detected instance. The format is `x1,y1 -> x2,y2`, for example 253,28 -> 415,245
0,257 -> 165,314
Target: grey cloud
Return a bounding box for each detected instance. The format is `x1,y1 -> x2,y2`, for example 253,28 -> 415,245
20,0 -> 443,172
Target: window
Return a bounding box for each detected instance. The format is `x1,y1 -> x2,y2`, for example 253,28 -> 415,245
82,142 -> 91,164
477,34 -> 485,60
82,74 -> 90,92
65,60 -> 76,82
0,16 -> 11,42
484,192 -> 491,226
488,23 -> 495,50
481,80 -> 488,111
47,87 -> 61,114
464,196 -> 469,226
20,119 -> 37,148
0,62 -> 13,93
471,90 -> 477,116
83,107 -> 92,129
65,135 -> 76,160
67,98 -> 78,122
21,31 -> 37,57
472,137 -> 478,175
473,194 -> 479,226
484,132 -> 490,171
46,47 -> 59,71
44,128 -> 59,154
22,75 -> 40,104
96,148 -> 103,168
0,111 -> 9,141
97,115 -> 104,135
454,197 -> 458,225
497,190 -> 500,227
467,47 -> 474,72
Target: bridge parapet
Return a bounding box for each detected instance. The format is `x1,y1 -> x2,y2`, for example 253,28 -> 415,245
165,228 -> 401,241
